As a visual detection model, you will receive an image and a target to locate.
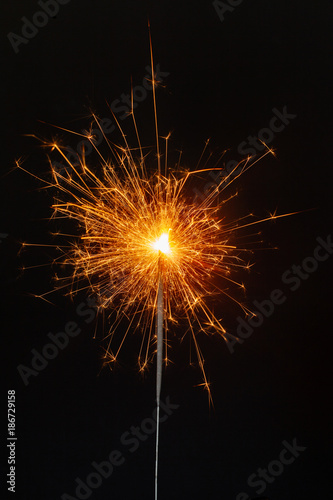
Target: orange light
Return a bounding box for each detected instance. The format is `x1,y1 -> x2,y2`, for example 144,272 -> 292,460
152,233 -> 171,254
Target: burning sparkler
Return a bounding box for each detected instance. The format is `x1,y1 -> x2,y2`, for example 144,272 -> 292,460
17,32 -> 299,500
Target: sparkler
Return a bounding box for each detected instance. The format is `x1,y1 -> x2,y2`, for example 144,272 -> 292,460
17,34 -> 298,500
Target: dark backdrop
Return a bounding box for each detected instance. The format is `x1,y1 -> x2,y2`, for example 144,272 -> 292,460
1,1 -> 332,499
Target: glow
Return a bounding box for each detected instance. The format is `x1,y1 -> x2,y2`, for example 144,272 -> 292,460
16,78 -> 295,404
152,233 -> 171,254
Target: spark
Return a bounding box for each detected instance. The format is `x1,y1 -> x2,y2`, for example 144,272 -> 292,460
15,50 -> 298,407
19,123 -> 284,401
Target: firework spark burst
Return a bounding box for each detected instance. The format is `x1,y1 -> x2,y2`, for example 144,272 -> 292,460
18,107 -> 293,401
15,55 -> 301,500
16,43 -> 298,409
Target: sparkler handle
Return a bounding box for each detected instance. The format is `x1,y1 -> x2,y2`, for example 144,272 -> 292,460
155,264 -> 163,500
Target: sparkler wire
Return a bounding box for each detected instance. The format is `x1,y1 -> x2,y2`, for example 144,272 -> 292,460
155,253 -> 163,500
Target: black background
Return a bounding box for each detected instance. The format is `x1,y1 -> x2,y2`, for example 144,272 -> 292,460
1,1 -> 332,499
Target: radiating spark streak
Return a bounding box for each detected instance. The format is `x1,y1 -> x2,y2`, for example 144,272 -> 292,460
148,20 -> 161,182
195,138 -> 211,170
162,132 -> 171,176
221,210 -> 304,234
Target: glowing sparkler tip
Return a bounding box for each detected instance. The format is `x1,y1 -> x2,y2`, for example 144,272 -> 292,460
152,232 -> 171,254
